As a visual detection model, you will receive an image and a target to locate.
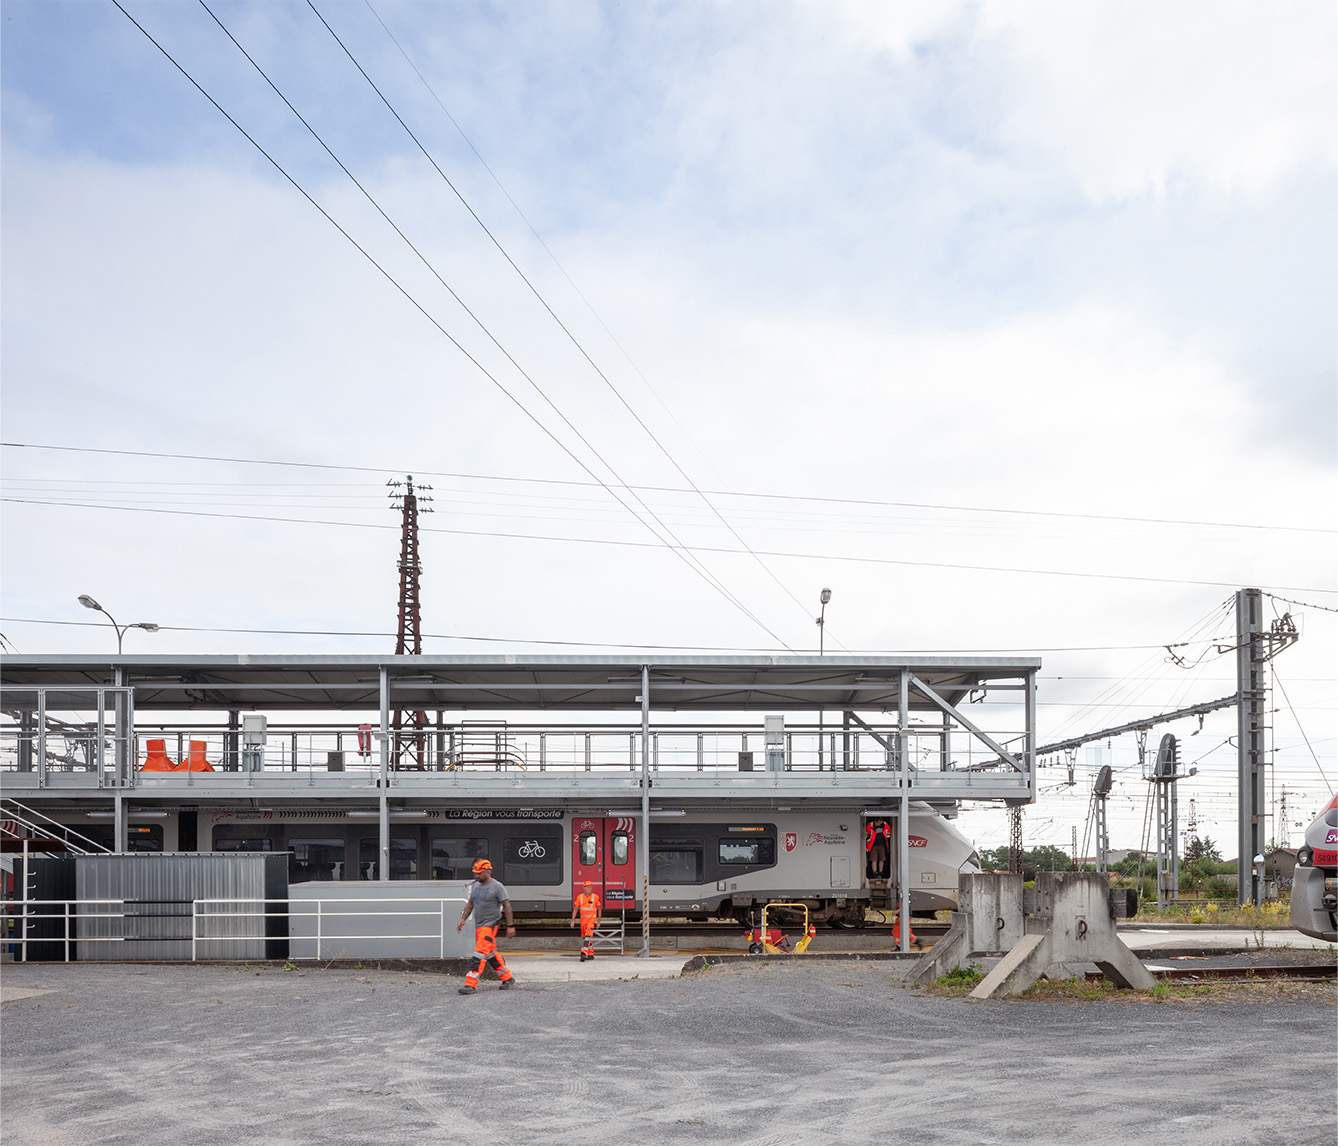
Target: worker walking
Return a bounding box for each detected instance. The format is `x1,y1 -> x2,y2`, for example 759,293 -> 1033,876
570,880 -> 602,961
456,859 -> 516,994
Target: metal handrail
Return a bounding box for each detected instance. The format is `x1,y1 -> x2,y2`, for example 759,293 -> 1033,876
1,894 -> 473,963
0,798 -> 110,854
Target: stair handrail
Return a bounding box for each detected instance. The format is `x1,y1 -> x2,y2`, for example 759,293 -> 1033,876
0,798 -> 111,854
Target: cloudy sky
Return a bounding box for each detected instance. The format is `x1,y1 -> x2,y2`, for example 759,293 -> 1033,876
3,0 -> 1334,852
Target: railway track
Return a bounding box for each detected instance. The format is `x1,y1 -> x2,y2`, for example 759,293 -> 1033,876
519,920 -> 952,939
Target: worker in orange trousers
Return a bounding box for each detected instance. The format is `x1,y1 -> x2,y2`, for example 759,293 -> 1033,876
570,881 -> 602,961
456,858 -> 516,994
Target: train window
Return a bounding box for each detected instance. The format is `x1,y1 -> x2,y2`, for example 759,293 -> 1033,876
358,838 -> 417,880
503,828 -> 563,885
431,836 -> 489,880
290,839 -> 345,882
80,824 -> 165,852
579,831 -> 597,866
610,831 -> 629,866
719,837 -> 775,866
650,839 -> 703,883
124,825 -> 163,853
215,838 -> 273,851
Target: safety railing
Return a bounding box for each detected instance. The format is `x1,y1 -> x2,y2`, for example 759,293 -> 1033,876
1,895 -> 474,963
2,722 -> 1033,786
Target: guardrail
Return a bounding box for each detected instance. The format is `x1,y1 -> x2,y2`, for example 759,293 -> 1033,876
1,723 -> 1031,780
1,895 -> 477,962
3,895 -> 631,962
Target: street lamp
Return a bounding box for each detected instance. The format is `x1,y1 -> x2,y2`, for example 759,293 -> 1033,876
817,588 -> 831,769
78,595 -> 159,654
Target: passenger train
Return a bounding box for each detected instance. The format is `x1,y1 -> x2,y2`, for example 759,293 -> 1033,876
73,802 -> 982,926
1290,793 -> 1338,943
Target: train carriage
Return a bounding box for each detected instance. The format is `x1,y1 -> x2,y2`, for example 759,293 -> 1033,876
195,802 -> 978,925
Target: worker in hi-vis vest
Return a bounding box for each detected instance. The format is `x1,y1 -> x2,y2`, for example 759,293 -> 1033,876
570,881 -> 602,961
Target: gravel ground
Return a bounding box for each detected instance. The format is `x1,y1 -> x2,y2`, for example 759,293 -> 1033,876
2,959 -> 1334,1146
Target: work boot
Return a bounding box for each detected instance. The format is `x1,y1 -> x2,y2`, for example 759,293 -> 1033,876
458,986 -> 475,995
498,978 -> 515,990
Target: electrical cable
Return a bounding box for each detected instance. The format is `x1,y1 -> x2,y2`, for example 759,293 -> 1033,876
7,495 -> 1332,592
0,617 -> 1191,654
1274,668 -> 1333,793
302,0 -> 824,639
362,0 -> 727,488
194,0 -> 787,648
5,441 -> 1332,538
111,0 -> 788,648
1264,593 -> 1338,615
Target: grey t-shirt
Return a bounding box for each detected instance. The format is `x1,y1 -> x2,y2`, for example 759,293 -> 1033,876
466,878 -> 510,928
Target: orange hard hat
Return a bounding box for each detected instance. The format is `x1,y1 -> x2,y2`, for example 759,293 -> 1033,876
472,858 -> 493,875
583,880 -> 592,888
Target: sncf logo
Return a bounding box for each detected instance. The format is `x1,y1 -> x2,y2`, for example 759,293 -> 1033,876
909,835 -> 928,848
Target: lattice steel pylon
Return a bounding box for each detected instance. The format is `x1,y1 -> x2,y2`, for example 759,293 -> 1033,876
389,476 -> 432,770
1008,806 -> 1024,873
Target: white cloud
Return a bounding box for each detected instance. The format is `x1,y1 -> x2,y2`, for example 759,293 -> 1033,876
838,0 -> 1337,200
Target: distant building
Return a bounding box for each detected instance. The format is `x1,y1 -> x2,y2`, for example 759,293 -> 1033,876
1266,848 -> 1298,883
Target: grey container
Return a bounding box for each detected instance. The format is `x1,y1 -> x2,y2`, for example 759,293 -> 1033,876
74,852 -> 288,961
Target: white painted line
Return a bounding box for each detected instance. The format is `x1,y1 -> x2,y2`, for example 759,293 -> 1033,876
1,986 -> 58,1003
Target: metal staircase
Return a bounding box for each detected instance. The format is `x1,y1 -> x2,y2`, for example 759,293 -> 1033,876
1,798 -> 109,863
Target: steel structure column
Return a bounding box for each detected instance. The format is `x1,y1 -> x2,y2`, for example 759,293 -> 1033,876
1095,795 -> 1109,873
638,664 -> 651,958
897,670 -> 910,952
35,697 -> 46,788
113,668 -> 129,852
1236,589 -> 1266,906
379,666 -> 390,882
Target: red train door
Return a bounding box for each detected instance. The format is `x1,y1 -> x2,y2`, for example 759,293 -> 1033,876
572,816 -> 637,909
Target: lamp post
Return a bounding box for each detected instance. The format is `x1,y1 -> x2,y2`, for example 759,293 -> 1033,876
77,595 -> 159,654
816,588 -> 831,769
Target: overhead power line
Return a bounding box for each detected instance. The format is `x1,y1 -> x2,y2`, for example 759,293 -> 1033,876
299,1 -> 818,632
111,0 -> 788,649
6,495 -> 1334,594
5,442 -> 1332,536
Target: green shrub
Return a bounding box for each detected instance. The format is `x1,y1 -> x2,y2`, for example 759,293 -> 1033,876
936,962 -> 985,988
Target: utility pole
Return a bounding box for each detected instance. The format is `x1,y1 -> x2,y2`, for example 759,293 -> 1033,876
389,476 -> 432,770
1229,588 -> 1298,906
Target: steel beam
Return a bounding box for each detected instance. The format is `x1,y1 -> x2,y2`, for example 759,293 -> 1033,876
906,674 -> 1022,771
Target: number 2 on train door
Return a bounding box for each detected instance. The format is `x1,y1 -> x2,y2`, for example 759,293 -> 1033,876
572,817 -> 636,907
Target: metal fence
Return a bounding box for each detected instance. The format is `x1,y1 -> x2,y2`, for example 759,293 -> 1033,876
1,895 -> 500,962
2,721 -> 1028,780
